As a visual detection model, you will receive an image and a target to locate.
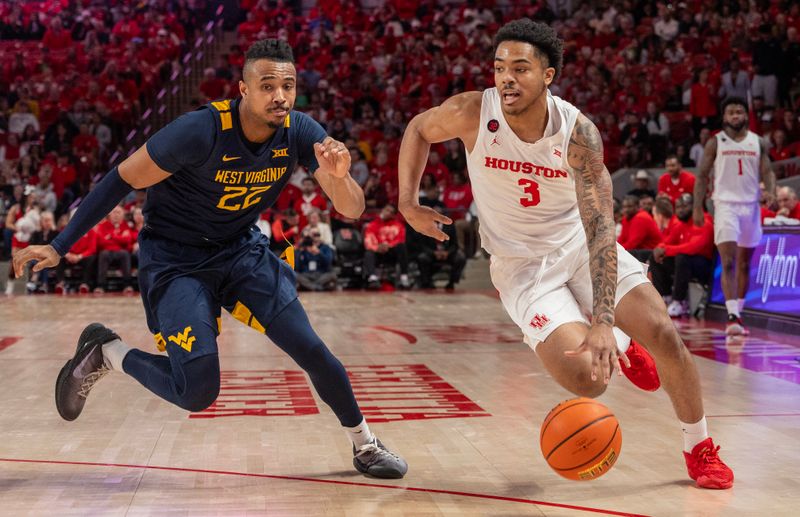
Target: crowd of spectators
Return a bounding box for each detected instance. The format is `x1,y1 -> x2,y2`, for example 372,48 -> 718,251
6,0 -> 800,295
1,0 -> 213,267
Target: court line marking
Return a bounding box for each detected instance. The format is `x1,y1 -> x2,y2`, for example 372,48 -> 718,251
0,457 -> 650,517
368,325 -> 419,344
707,413 -> 800,418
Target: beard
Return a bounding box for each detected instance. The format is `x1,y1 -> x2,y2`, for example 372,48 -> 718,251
724,119 -> 747,132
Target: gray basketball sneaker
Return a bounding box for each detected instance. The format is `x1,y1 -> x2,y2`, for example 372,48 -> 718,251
55,323 -> 119,421
353,437 -> 408,479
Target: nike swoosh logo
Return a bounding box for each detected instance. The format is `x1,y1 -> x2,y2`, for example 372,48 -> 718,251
222,155 -> 241,162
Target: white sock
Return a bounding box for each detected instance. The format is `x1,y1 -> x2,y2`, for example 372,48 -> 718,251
737,298 -> 745,314
345,418 -> 375,448
725,300 -> 740,318
612,327 -> 632,354
102,339 -> 132,372
680,416 -> 708,453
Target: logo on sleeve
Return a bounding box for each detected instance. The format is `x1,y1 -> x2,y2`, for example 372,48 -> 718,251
272,147 -> 289,158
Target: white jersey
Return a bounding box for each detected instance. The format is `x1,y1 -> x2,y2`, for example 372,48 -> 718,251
466,88 -> 581,258
712,130 -> 761,204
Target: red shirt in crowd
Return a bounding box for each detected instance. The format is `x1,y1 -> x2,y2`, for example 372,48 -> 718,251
761,206 -> 776,223
659,213 -> 714,260
363,217 -> 405,251
781,203 -> 800,220
442,183 -> 474,220
70,228 -> 97,258
618,209 -> 662,250
96,220 -> 134,252
658,171 -> 696,205
293,192 -> 328,227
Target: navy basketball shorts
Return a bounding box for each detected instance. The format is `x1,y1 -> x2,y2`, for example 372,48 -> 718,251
137,227 -> 297,363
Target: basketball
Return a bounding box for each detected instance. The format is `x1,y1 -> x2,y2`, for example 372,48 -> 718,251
540,398 -> 622,481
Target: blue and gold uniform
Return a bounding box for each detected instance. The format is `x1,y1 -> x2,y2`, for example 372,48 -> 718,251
136,98 -> 326,364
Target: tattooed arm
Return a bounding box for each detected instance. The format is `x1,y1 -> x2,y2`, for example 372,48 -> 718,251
568,114 -> 617,327
692,136 -> 717,226
564,114 -> 628,382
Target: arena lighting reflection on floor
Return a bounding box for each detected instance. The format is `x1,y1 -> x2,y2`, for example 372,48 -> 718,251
674,320 -> 800,385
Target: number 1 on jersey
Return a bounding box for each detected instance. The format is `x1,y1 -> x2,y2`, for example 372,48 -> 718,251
518,178 -> 541,207
738,158 -> 742,175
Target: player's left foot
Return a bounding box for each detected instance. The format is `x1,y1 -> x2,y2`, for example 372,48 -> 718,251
725,315 -> 749,336
684,437 -> 734,489
619,340 -> 661,391
55,323 -> 119,421
353,437 -> 408,479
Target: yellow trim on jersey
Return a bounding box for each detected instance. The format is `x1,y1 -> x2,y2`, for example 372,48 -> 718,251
284,114 -> 290,128
231,301 -> 266,333
279,244 -> 295,269
220,111 -> 232,130
211,100 -> 231,112
154,332 -> 166,352
216,317 -> 222,334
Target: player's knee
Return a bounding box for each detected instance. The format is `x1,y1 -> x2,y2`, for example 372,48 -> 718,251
572,378 -> 607,398
650,317 -> 683,356
720,255 -> 735,273
297,340 -> 336,372
177,355 -> 220,412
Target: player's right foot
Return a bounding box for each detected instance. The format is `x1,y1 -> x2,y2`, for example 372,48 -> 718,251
619,340 -> 661,391
683,437 -> 734,489
725,314 -> 748,336
55,323 -> 119,421
353,437 -> 408,479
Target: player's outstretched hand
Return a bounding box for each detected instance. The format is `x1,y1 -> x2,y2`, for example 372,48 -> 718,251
12,244 -> 61,278
564,323 -> 630,384
314,137 -> 350,179
400,203 -> 453,242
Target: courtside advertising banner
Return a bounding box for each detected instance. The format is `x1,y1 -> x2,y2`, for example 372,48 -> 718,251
711,229 -> 800,318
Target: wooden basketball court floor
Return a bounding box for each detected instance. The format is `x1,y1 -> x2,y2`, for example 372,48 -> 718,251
0,290 -> 798,516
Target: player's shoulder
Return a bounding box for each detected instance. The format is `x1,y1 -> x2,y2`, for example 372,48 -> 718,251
440,91 -> 483,117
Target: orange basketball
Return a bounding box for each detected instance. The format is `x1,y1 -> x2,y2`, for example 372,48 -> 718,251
540,397 -> 622,481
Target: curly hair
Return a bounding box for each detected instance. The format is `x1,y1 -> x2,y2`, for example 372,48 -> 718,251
720,96 -> 748,113
244,38 -> 294,65
494,18 -> 563,80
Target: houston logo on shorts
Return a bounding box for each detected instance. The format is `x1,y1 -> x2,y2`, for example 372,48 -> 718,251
529,314 -> 550,330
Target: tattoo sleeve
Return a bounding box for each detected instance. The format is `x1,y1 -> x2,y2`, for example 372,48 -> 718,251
567,115 -> 616,327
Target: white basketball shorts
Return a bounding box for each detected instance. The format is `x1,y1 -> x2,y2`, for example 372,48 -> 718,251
489,229 -> 650,349
713,201 -> 762,248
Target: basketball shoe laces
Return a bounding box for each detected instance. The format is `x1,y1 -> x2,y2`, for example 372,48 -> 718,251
696,443 -> 725,469
77,364 -> 111,399
355,438 -> 402,465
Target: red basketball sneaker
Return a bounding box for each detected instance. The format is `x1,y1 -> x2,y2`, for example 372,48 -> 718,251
619,340 -> 661,391
684,437 -> 734,489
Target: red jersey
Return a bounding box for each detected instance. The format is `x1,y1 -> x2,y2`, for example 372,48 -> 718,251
619,210 -> 662,251
657,171 -> 696,204
442,184 -> 474,220
659,214 -> 714,260
363,217 -> 405,250
96,220 -> 135,252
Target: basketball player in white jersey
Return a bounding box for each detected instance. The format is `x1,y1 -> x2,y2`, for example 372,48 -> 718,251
693,97 -> 776,336
397,19 -> 732,489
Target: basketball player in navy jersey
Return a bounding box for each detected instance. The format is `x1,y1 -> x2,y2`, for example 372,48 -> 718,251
397,19 -> 732,488
693,97 -> 776,336
13,39 -> 407,479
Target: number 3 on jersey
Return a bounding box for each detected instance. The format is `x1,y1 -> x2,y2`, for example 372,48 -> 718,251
518,178 -> 541,207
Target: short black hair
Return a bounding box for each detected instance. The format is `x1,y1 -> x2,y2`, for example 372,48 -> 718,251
494,18 -> 563,80
245,39 -> 294,65
721,96 -> 747,113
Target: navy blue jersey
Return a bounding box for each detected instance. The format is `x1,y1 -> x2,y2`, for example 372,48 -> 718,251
144,99 -> 327,245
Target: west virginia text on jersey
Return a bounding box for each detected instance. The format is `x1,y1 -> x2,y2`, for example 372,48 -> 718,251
144,98 -> 326,246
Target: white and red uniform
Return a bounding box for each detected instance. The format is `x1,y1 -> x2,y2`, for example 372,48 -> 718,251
466,88 -> 648,347
711,130 -> 762,247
